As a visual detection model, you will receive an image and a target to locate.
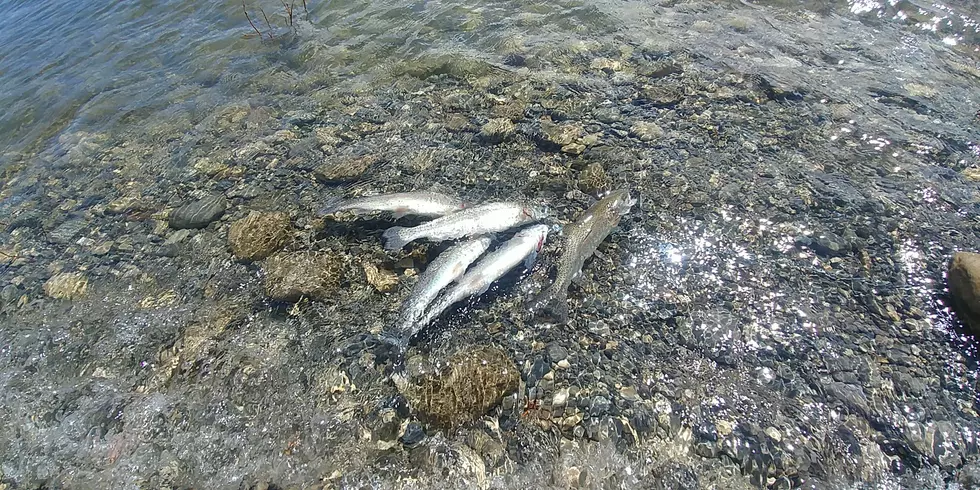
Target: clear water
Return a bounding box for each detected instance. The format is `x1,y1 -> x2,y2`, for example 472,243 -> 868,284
1,0 -> 979,488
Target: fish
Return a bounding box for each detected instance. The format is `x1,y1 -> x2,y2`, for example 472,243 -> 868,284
320,191 -> 464,219
385,236 -> 492,353
531,189 -> 636,324
381,201 -> 548,251
415,224 -> 551,328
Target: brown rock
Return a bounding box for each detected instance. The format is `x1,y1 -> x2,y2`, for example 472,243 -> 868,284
314,155 -> 379,183
43,272 -> 88,300
363,263 -> 398,292
228,211 -> 292,261
949,252 -> 980,332
578,162 -> 610,194
402,346 -> 520,429
262,251 -> 348,302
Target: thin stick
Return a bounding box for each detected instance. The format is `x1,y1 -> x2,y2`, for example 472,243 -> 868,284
280,0 -> 293,26
259,7 -> 276,39
243,0 -> 264,39
302,0 -> 309,22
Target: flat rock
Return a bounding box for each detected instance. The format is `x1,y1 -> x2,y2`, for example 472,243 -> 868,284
43,272 -> 88,300
948,251 -> 980,333
477,118 -> 516,144
169,195 -> 227,229
228,211 -> 292,261
630,121 -> 664,142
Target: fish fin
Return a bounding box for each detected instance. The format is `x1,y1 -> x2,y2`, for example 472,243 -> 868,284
530,288 -> 570,324
382,227 -> 411,251
523,249 -> 539,270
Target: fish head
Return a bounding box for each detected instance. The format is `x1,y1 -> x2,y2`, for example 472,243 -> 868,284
605,189 -> 636,216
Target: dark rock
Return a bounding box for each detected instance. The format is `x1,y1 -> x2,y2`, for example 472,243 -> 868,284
812,232 -> 847,257
49,219 -> 87,244
948,252 -> 980,333
169,195 -> 227,229
545,343 -> 568,362
589,396 -> 611,417
400,422 -> 425,448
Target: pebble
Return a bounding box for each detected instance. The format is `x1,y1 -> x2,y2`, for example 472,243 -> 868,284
948,251 -> 980,333
49,219 -> 87,244
400,422 -> 425,448
477,118 -> 516,144
169,195 -> 227,229
261,252 -> 346,302
313,155 -> 378,183
363,263 -> 398,293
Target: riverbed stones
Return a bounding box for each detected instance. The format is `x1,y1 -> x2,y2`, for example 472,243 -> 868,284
363,263 -> 398,292
169,195 -> 227,229
261,251 -> 347,302
578,163 -> 610,194
227,211 -> 292,261
948,251 -> 980,333
43,272 -> 88,300
629,121 -> 664,142
401,346 -> 520,429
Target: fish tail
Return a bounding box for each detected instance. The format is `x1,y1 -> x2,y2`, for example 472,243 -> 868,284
532,288 -> 569,324
382,226 -> 412,251
318,195 -> 346,216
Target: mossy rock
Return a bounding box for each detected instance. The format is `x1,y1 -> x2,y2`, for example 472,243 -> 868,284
228,211 -> 292,261
402,346 -> 520,429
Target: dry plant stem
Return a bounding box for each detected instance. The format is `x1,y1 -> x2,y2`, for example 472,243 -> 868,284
243,1 -> 264,38
260,7 -> 276,39
280,0 -> 293,26
302,0 -> 309,21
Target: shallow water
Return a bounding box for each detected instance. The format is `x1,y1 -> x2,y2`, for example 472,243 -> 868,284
1,0 -> 979,488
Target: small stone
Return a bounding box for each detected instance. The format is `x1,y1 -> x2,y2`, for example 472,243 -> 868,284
813,233 -> 847,257
43,272 -> 88,300
578,163 -> 610,194
553,388 -> 569,407
537,118 -> 583,151
228,211 -> 292,261
557,359 -> 571,369
169,195 -> 227,230
400,422 -> 425,448
313,155 -> 379,184
590,57 -> 621,73
765,426 -> 782,443
589,396 -> 611,416
630,121 -> 664,142
963,168 -> 980,182
262,252 -> 347,302
561,143 -> 586,155
477,118 -> 516,144
164,229 -> 192,246
716,419 -> 734,437
949,252 -> 980,333
546,343 -> 568,361
363,263 -> 398,293
619,386 -> 639,402
49,220 -> 87,244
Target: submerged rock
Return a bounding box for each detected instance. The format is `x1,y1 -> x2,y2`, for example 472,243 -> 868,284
43,272 -> 88,300
314,155 -> 379,184
478,118 -> 516,144
169,195 -> 227,229
629,121 -> 664,142
578,163 -> 610,194
948,251 -> 980,333
401,346 -> 520,429
227,211 -> 292,261
261,251 -> 348,302
363,263 -> 398,293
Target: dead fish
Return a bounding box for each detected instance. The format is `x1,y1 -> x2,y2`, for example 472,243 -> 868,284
387,236 -> 492,353
320,191 -> 464,219
416,224 -> 551,328
531,189 -> 635,324
382,201 -> 548,251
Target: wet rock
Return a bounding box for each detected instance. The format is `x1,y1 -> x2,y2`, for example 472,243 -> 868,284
546,343 -> 568,362
400,421 -> 425,448
812,232 -> 848,257
261,251 -> 347,302
313,154 -> 379,184
401,346 -> 520,429
363,263 -> 398,293
43,272 -> 88,300
227,211 -> 292,261
962,168 -> 980,182
465,429 -> 505,467
536,118 -> 583,152
169,195 -> 227,230
477,118 -> 516,144
49,219 -> 87,244
630,121 -> 663,142
948,252 -> 980,333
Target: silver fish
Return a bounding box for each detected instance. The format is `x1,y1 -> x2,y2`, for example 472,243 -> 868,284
382,201 -> 548,251
320,191 -> 464,219
387,236 -> 492,352
416,224 -> 550,328
532,189 -> 635,324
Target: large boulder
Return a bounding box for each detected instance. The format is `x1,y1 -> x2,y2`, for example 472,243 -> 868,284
948,252 -> 980,333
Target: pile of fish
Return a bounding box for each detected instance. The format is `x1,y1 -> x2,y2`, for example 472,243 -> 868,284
321,188 -> 636,362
